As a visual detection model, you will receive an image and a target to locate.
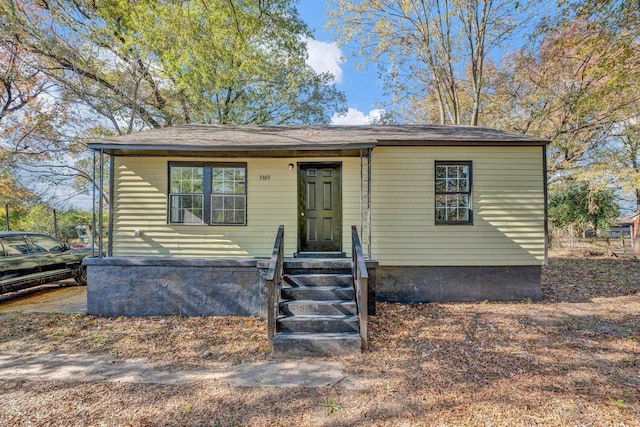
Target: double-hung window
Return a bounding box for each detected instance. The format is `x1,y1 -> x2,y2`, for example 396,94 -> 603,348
211,166 -> 246,225
169,165 -> 205,224
169,162 -> 247,225
435,161 -> 472,224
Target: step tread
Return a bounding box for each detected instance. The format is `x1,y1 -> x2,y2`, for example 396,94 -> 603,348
281,286 -> 355,300
278,314 -> 358,321
284,274 -> 353,281
284,258 -> 351,264
284,275 -> 353,287
280,299 -> 356,305
283,260 -> 353,275
282,285 -> 353,290
273,331 -> 361,340
272,332 -> 362,356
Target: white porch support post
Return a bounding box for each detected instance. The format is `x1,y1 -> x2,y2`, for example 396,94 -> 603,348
359,148 -> 373,259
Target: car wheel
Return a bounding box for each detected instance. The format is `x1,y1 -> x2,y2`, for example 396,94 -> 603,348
74,265 -> 87,285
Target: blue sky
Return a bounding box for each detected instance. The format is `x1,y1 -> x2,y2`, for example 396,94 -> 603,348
296,0 -> 554,125
296,0 -> 387,124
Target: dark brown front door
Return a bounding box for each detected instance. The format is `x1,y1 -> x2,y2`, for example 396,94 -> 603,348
298,163 -> 342,253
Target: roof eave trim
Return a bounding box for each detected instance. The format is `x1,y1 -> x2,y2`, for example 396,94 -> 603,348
376,139 -> 549,146
87,143 -> 378,152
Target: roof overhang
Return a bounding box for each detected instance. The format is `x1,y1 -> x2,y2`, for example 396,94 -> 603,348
88,124 -> 549,157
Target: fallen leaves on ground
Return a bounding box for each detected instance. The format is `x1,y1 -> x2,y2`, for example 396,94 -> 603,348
0,256 -> 638,426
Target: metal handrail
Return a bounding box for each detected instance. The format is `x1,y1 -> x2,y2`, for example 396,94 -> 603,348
351,226 -> 369,350
266,225 -> 285,348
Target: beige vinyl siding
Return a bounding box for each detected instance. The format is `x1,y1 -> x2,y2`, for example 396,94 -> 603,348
112,156 -> 360,257
371,146 -> 545,266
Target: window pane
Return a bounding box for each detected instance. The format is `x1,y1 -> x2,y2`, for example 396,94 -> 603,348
212,181 -> 224,194
212,209 -> 224,223
211,196 -> 223,210
459,165 -> 469,179
29,235 -> 64,253
170,195 -> 203,224
236,197 -> 246,209
212,166 -> 246,196
445,177 -> 455,192
234,182 -> 246,194
223,197 -> 235,209
211,195 -> 246,225
1,236 -> 31,255
435,166 -> 446,192
171,166 -> 203,194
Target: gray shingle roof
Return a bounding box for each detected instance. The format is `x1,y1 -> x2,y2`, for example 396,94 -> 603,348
89,124 -> 548,156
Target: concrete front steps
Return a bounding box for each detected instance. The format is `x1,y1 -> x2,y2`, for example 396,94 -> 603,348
272,259 -> 362,357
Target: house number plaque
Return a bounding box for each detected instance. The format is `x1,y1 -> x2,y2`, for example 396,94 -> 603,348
259,174 -> 271,181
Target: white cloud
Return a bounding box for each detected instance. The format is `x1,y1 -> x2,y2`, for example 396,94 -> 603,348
331,108 -> 385,125
306,38 -> 344,84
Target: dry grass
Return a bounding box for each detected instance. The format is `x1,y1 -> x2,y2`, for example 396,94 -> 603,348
1,256 -> 639,426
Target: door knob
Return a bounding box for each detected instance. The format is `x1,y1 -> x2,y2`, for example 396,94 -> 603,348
301,212 -> 305,216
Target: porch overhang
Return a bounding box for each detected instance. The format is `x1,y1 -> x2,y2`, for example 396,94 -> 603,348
87,145 -> 374,158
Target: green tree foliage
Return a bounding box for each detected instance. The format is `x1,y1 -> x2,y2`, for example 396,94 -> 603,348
549,183 -> 619,236
0,170 -> 38,231
55,208 -> 96,242
13,203 -> 54,235
2,0 -> 345,131
12,203 -> 100,242
1,0 -> 346,208
327,0 -> 529,125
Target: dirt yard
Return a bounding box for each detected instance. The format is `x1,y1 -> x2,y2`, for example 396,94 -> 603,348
0,256 -> 639,426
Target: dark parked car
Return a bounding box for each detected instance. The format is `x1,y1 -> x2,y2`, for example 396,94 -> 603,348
0,232 -> 93,294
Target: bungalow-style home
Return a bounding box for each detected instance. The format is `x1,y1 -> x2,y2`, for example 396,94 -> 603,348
85,125 -> 548,355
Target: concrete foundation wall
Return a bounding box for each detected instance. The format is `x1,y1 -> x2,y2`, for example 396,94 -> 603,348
377,266 -> 542,303
85,257 -> 269,317
84,258 -> 539,317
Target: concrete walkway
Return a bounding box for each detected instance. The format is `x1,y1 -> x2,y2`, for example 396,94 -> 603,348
0,352 -> 353,388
